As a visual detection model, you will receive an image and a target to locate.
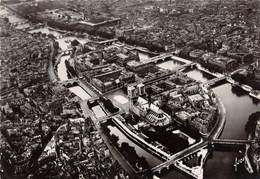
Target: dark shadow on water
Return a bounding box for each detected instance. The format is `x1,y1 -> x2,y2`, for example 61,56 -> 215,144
231,85 -> 248,97
251,98 -> 260,105
244,111 -> 260,136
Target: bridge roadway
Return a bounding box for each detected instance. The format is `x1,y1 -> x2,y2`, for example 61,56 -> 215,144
143,63 -> 196,85
203,76 -> 226,86
128,52 -> 193,67
151,140 -> 208,175
151,138 -> 256,175
211,139 -> 255,145
144,52 -> 172,64
148,53 -> 193,65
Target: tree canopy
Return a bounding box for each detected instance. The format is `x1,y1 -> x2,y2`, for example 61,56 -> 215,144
245,111 -> 260,135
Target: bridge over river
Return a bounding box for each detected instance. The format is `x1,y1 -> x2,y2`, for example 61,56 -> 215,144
210,138 -> 256,145
203,76 -> 226,86
149,138 -> 257,177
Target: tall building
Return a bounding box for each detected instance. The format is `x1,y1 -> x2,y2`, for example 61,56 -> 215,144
255,120 -> 260,139
131,97 -> 171,127
127,85 -> 137,99
255,59 -> 260,80
127,85 -> 137,111
137,83 -> 145,96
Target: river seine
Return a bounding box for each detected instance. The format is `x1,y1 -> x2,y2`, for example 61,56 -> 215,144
53,31 -> 259,178
8,5 -> 259,178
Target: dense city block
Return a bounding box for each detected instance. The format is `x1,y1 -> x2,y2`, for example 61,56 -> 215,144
0,1 -> 260,179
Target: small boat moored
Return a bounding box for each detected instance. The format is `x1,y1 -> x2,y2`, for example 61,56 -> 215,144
241,84 -> 253,92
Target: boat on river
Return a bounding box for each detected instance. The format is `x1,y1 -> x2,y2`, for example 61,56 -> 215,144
241,84 -> 253,92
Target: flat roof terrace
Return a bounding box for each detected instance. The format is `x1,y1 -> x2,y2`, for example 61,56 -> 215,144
78,17 -> 121,27
95,69 -> 122,82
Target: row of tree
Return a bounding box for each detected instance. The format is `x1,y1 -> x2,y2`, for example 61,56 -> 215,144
101,120 -> 150,172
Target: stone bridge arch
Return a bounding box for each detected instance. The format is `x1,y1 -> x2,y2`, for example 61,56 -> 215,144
63,81 -> 79,88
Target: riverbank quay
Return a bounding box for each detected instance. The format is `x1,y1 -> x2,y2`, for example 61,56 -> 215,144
83,83 -> 226,178
47,41 -> 59,82
111,116 -> 171,160
48,41 -> 135,177
208,96 -> 226,140
2,0 -> 258,178
0,16 -> 129,179
147,95 -> 226,178
77,92 -> 165,177
246,114 -> 260,174
0,17 -> 72,178
79,100 -> 138,177
45,24 -> 247,179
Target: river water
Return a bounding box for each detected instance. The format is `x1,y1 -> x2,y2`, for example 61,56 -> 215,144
179,68 -> 260,140
56,56 -> 91,100
212,83 -> 260,139
69,86 -> 91,100
29,28 -> 63,39
160,65 -> 260,179
137,51 -> 151,63
1,6 -> 30,29
107,125 -> 163,168
57,55 -> 70,81
56,36 -> 89,51
28,26 -> 89,51
156,60 -> 182,71
56,49 -> 259,178
92,105 -> 107,118
49,33 -> 91,100
185,69 -> 214,83
29,24 -> 259,178
80,55 -> 259,178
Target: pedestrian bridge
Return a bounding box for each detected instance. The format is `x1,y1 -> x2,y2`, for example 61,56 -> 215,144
150,142 -> 208,176
210,139 -> 254,145
149,53 -> 173,64
148,138 -> 258,177
203,76 -> 226,86
209,138 -> 258,152
149,53 -> 194,65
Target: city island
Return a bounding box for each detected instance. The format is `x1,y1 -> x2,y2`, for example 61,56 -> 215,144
0,1 -> 260,179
